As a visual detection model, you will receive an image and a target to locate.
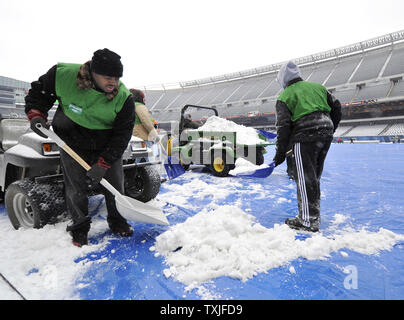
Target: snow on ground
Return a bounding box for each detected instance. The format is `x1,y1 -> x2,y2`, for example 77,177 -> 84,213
0,197 -> 110,300
152,188 -> 404,292
1,130 -> 404,300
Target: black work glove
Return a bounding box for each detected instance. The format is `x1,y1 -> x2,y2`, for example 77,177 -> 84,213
273,152 -> 286,167
27,109 -> 49,138
86,157 -> 110,189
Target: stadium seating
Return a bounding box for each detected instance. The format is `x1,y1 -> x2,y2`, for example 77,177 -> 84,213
146,31 -> 404,123
350,48 -> 390,83
325,55 -> 362,87
390,79 -> 404,97
382,123 -> 404,135
334,126 -> 354,137
355,82 -> 392,101
305,60 -> 336,85
382,45 -> 404,77
347,124 -> 387,136
333,87 -> 357,104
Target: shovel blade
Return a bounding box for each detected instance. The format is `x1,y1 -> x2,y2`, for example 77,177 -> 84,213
115,194 -> 169,226
164,156 -> 186,180
235,162 -> 275,178
257,129 -> 277,140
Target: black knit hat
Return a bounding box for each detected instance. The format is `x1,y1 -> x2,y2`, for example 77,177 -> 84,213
91,48 -> 123,77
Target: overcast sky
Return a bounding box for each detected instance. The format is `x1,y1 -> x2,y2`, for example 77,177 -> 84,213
0,0 -> 403,88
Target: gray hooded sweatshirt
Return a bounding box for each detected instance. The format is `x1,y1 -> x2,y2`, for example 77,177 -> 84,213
277,61 -> 302,89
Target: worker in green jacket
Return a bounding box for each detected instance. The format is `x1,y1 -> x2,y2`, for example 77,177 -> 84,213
25,49 -> 136,247
273,61 -> 341,232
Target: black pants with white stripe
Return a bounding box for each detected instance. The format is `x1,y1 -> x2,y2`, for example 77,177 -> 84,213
290,138 -> 332,228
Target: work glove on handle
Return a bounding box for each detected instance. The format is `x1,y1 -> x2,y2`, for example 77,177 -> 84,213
86,157 -> 110,189
27,109 -> 49,138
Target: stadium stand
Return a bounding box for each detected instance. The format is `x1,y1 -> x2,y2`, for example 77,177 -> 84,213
142,31 -> 403,108
382,45 -> 404,77
325,55 -> 362,87
334,125 -> 354,137
136,30 -> 404,143
390,79 -> 404,97
347,124 -> 387,136
1,30 -> 404,143
383,122 -> 404,135
0,77 -> 31,119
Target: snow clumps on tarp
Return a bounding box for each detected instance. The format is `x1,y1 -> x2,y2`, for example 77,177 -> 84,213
152,205 -> 404,287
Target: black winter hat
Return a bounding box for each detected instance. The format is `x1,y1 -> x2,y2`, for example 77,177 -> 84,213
91,48 -> 123,77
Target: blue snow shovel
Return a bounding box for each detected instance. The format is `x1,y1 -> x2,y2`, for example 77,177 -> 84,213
234,161 -> 276,178
257,129 -> 277,140
159,141 -> 186,180
231,130 -> 277,178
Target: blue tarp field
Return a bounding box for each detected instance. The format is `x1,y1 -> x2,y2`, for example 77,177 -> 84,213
0,143 -> 404,301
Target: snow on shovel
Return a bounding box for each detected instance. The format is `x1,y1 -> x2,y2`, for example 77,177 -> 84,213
230,157 -> 276,178
36,123 -> 169,226
233,161 -> 276,178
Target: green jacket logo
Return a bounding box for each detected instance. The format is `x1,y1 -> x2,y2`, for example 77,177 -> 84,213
68,104 -> 83,115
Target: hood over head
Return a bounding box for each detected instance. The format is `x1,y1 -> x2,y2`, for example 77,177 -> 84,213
277,61 -> 302,89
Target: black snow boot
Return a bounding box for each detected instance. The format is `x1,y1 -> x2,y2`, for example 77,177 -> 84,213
70,229 -> 89,247
285,217 -> 319,233
66,216 -> 91,247
108,220 -> 134,237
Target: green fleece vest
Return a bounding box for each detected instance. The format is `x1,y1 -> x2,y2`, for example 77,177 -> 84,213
55,62 -> 131,129
278,81 -> 331,122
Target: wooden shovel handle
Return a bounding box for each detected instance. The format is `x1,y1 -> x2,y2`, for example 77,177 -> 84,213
62,145 -> 91,171
36,123 -> 122,198
35,123 -> 92,171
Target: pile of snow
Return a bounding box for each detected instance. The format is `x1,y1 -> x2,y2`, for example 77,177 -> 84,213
198,116 -> 265,145
152,205 -> 404,288
229,157 -> 269,176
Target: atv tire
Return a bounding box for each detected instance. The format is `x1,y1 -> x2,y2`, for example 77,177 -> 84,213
5,179 -> 66,229
209,151 -> 235,177
124,166 -> 161,203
